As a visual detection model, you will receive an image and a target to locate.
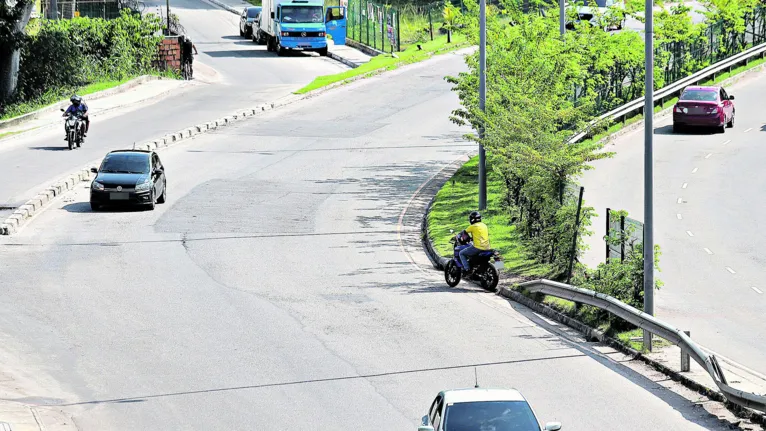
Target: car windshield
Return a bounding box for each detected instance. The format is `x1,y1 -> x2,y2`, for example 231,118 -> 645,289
680,89 -> 718,101
100,154 -> 150,174
247,7 -> 260,17
281,6 -> 323,23
443,401 -> 540,431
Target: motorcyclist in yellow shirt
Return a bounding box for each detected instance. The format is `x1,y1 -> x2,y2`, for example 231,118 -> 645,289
459,211 -> 490,276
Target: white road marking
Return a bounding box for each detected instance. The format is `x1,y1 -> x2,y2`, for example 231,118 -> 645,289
677,197 -> 683,204
745,127 -> 753,133
692,168 -> 698,173
704,248 -> 713,255
752,287 -> 764,294
682,182 -> 688,189
726,267 -> 736,274
722,139 -> 731,145
677,213 -> 683,220
705,153 -> 713,159
686,231 -> 694,237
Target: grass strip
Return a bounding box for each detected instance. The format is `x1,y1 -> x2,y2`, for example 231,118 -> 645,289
295,33 -> 468,94
427,156 -> 552,278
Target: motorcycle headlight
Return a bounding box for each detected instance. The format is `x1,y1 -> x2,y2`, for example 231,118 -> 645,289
135,178 -> 152,192
92,181 -> 104,191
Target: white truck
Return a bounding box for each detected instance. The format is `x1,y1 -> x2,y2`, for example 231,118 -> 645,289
256,0 -> 328,56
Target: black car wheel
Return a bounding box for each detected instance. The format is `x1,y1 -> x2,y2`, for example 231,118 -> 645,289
157,184 -> 167,204
727,111 -> 735,128
239,26 -> 245,37
90,201 -> 100,211
146,190 -> 156,210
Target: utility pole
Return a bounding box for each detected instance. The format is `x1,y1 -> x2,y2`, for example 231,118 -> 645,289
643,0 -> 655,352
166,0 -> 171,35
478,0 -> 487,211
49,0 -> 59,19
559,0 -> 566,35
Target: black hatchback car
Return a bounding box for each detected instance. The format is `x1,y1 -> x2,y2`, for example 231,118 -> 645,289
239,6 -> 261,37
90,150 -> 167,211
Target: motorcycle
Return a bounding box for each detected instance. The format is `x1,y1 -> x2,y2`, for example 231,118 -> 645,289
60,108 -> 85,150
444,229 -> 503,291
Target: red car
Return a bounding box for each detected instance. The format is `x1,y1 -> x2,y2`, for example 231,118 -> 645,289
673,86 -> 735,133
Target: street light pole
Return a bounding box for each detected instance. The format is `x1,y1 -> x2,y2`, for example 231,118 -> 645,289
478,0 -> 487,211
643,0 -> 655,352
559,0 -> 566,35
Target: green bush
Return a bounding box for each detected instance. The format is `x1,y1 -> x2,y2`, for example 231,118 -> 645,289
4,10 -> 162,115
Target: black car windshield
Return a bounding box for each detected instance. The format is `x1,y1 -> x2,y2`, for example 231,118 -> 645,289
100,154 -> 150,174
281,6 -> 323,23
443,401 -> 540,431
247,7 -> 261,17
680,89 -> 718,101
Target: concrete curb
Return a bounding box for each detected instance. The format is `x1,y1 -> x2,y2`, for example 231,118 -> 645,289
345,39 -> 385,57
206,0 -> 242,14
0,75 -> 163,132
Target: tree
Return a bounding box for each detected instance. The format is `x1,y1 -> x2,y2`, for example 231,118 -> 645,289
0,0 -> 35,102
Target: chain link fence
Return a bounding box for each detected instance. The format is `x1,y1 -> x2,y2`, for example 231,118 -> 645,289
347,0 -> 401,52
580,7 -> 766,113
39,0 -> 126,19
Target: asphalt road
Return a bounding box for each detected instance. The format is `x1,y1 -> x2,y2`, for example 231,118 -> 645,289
580,70 -> 766,373
0,51 -> 731,430
0,0 -> 346,218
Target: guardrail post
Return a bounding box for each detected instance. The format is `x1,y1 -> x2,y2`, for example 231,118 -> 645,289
681,330 -> 691,372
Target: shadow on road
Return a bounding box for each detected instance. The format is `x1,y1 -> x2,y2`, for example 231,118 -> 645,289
62,202 -> 149,213
654,124 -> 721,136
205,49 -> 316,59
28,146 -> 70,151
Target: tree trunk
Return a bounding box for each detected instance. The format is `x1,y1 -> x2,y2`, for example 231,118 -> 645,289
0,0 -> 35,102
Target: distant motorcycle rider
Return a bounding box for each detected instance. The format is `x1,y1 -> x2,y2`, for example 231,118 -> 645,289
459,211 -> 491,275
181,35 -> 198,78
62,95 -> 89,139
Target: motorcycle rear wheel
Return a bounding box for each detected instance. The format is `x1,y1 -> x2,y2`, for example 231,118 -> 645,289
480,264 -> 499,291
444,260 -> 462,287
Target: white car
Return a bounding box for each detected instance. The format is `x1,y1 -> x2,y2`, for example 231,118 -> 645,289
418,388 -> 562,431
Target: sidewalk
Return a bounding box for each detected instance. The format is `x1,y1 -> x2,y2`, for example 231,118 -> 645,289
327,39 -> 374,68
0,78 -> 193,141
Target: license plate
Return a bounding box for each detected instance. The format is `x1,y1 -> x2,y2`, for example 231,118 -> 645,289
494,261 -> 505,269
110,193 -> 129,200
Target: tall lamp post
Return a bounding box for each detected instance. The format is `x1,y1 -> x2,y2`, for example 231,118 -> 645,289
643,0 -> 655,351
166,0 -> 171,35
559,0 -> 566,35
478,0 -> 487,211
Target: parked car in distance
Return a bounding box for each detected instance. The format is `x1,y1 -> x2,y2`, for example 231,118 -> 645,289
673,85 -> 735,133
252,13 -> 266,44
90,150 -> 167,211
419,388 -> 562,431
240,6 -> 262,37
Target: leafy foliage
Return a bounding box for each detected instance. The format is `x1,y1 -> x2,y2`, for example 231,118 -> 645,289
0,0 -> 35,49
3,10 -> 163,115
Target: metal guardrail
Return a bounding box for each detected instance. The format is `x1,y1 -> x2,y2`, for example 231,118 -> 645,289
518,279 -> 766,413
569,40 -> 766,143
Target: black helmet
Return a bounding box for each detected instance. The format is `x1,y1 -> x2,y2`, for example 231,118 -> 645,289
70,95 -> 82,105
469,211 -> 482,224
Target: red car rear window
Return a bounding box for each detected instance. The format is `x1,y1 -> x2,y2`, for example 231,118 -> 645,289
680,89 -> 718,101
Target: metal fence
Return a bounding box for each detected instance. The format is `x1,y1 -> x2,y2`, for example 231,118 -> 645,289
39,0 -> 123,19
347,0 -> 401,52
605,208 -> 643,262
584,7 -> 766,113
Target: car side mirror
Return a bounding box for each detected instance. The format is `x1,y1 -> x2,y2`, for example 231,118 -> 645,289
729,95 -> 735,100
90,167 -> 98,173
153,168 -> 163,175
544,422 -> 562,431
270,11 -> 274,18
60,108 -> 65,112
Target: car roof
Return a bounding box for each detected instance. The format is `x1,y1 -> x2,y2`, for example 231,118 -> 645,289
440,388 -> 527,404
106,150 -> 152,156
684,86 -> 719,91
